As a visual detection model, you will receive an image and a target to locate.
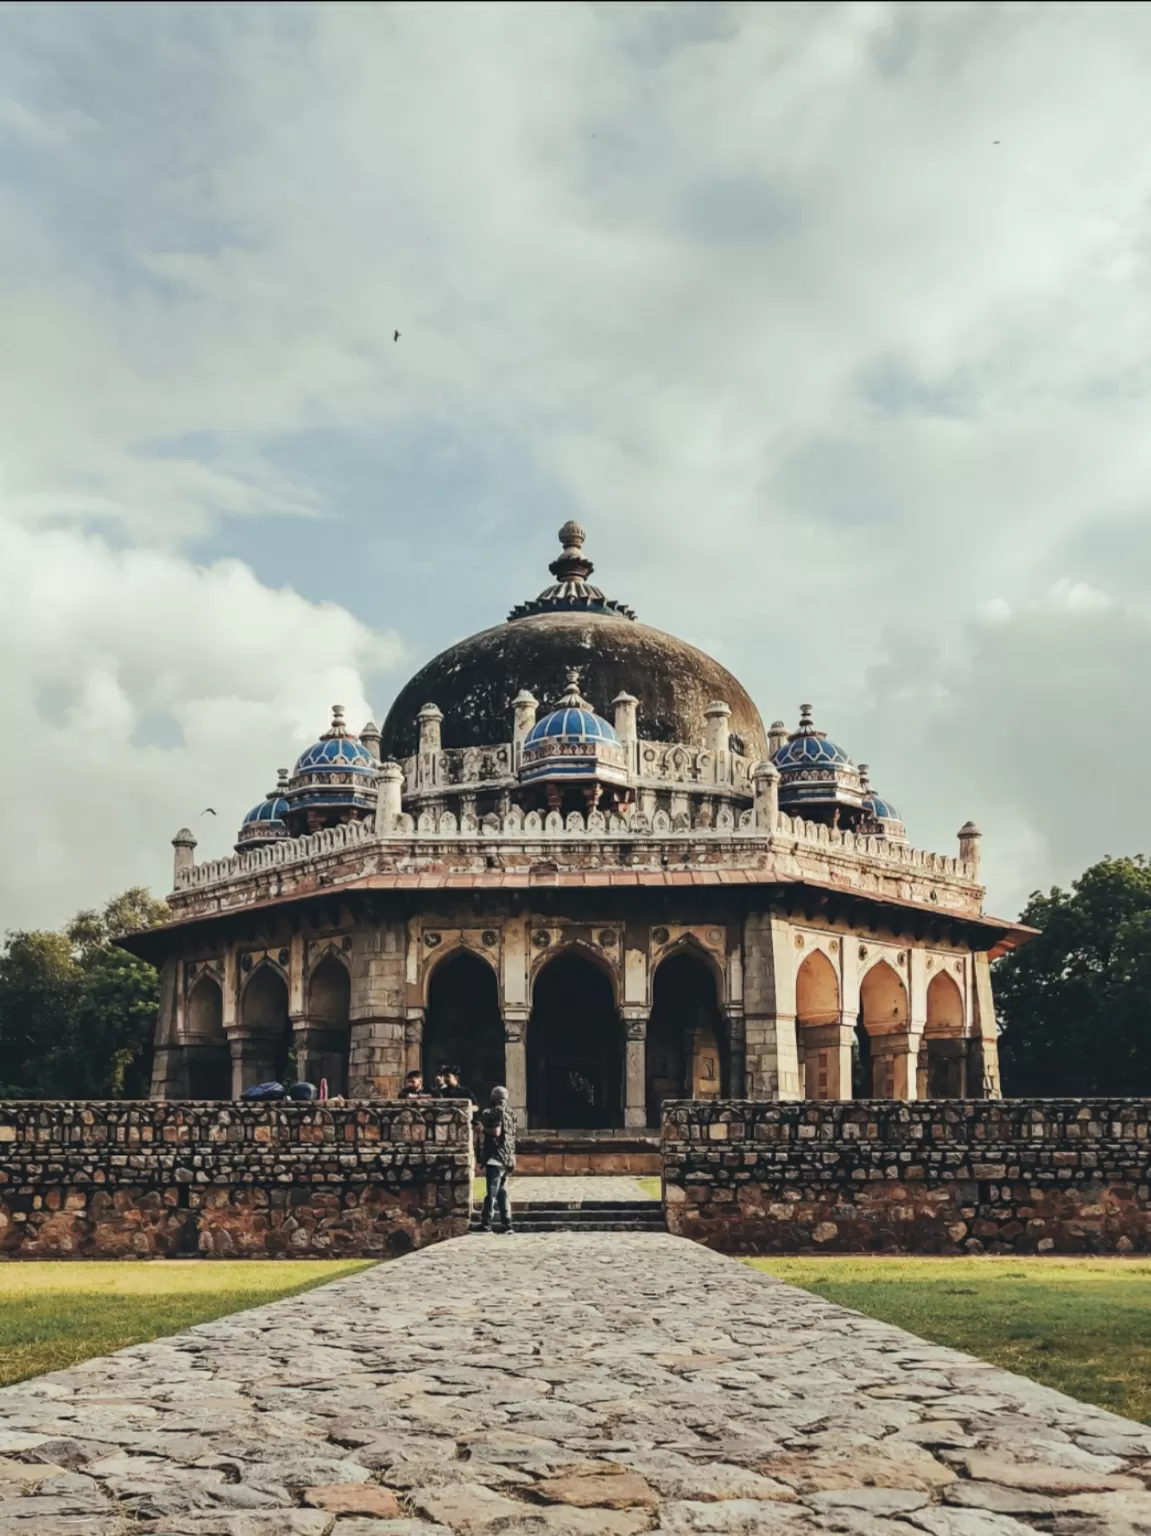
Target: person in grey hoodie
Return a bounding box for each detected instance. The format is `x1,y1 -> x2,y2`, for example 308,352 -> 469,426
478,1085 -> 517,1234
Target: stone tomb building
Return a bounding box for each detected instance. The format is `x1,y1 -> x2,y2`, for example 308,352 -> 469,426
130,525 -> 1029,1134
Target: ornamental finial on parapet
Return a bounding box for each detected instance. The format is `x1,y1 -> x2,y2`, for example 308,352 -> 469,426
958,820 -> 982,876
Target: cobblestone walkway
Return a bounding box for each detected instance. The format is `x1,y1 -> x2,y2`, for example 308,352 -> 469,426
1,1234 -> 1150,1535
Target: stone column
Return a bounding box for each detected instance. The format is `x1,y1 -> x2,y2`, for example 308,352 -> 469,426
622,1008 -> 648,1129
971,952 -> 1002,1098
229,1031 -> 274,1096
348,917 -> 408,1097
503,1007 -> 529,1123
799,1019 -> 855,1100
405,1008 -> 424,1076
742,912 -> 801,1100
725,1008 -> 746,1098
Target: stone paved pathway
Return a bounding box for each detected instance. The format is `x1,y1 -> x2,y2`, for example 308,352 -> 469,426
501,1176 -> 655,1203
1,1234 -> 1150,1535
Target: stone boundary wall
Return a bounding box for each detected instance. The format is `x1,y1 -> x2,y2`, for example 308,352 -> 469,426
662,1099 -> 1151,1255
0,1102 -> 472,1259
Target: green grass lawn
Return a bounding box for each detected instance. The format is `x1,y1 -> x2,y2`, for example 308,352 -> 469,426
0,1260 -> 374,1387
637,1177 -> 662,1199
748,1256 -> 1151,1424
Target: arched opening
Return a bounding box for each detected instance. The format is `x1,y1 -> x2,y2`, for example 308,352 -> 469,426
646,950 -> 726,1127
184,974 -> 231,1100
858,959 -> 909,1099
795,950 -> 841,1101
424,950 -> 505,1105
922,971 -> 967,1099
240,964 -> 292,1087
529,950 -> 620,1129
302,954 -> 351,1095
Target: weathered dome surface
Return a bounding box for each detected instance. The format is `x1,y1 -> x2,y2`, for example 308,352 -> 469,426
382,570 -> 767,763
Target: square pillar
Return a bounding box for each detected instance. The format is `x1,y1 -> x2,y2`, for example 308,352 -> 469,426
799,1019 -> 855,1100
228,1031 -> 274,1097
622,1008 -> 647,1129
405,1008 -> 424,1076
503,1007 -> 528,1124
742,912 -> 801,1100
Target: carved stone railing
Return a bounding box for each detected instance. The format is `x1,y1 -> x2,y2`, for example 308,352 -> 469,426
175,804 -> 976,895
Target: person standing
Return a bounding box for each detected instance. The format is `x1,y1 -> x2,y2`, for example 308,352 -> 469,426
398,1069 -> 426,1099
478,1085 -> 517,1235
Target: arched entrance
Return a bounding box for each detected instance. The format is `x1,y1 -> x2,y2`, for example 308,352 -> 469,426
185,973 -> 231,1100
796,950 -> 841,1100
858,959 -> 909,1099
922,971 -> 967,1098
646,950 -> 725,1127
240,964 -> 291,1087
302,954 -> 351,1095
424,950 -> 505,1103
528,950 -> 621,1129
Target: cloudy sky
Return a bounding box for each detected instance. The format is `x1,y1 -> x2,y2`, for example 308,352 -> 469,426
2,0 -> 1150,931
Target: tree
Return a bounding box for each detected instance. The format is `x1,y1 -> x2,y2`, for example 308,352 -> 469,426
995,855 -> 1151,1096
0,888 -> 169,1100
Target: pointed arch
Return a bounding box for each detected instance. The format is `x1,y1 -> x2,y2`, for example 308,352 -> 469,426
424,949 -> 505,1107
184,972 -> 231,1100
796,949 -> 842,1101
529,939 -> 620,1007
529,949 -> 621,1129
857,959 -> 909,1098
646,949 -> 727,1127
240,962 -> 292,1087
652,934 -> 727,1007
301,952 -> 351,1096
422,937 -> 500,1006
923,969 -> 967,1099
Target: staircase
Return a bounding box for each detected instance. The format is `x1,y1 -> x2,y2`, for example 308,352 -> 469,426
469,1197 -> 665,1235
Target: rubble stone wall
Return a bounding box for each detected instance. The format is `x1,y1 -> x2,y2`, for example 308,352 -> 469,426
0,1102 -> 472,1259
662,1099 -> 1151,1255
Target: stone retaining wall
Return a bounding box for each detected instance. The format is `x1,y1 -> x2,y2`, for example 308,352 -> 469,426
0,1102 -> 472,1259
662,1099 -> 1151,1255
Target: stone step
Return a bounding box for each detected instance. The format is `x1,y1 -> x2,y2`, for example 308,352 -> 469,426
469,1221 -> 666,1234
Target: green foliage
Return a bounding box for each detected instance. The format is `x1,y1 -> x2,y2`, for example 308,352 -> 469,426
0,887 -> 169,1101
994,855 -> 1151,1096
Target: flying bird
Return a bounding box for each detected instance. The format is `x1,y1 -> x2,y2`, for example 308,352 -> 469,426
201,808 -> 217,816
394,330 -> 400,342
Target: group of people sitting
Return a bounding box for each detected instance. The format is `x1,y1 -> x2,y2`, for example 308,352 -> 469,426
399,1063 -> 517,1236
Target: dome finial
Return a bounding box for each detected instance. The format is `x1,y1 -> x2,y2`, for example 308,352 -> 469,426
506,523 -> 637,622
558,666 -> 591,709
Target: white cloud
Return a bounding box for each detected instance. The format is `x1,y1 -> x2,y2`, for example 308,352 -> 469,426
0,516 -> 401,929
2,3 -> 1151,920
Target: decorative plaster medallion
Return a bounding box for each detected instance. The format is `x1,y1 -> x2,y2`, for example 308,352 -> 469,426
858,945 -> 868,961
482,930 -> 498,948
278,949 -> 289,967
926,956 -> 934,970
706,927 -> 723,945
829,939 -> 839,953
341,935 -> 352,951
424,932 -> 442,948
532,929 -> 551,948
240,953 -> 253,972
598,930 -> 616,947
794,933 -> 805,949
955,960 -> 963,974
652,926 -> 670,946
897,951 -> 906,966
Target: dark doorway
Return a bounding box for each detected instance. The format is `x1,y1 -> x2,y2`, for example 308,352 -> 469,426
185,974 -> 231,1099
424,950 -> 505,1104
646,951 -> 726,1127
240,965 -> 292,1086
852,1016 -> 873,1097
528,951 -> 621,1129
303,954 -> 351,1096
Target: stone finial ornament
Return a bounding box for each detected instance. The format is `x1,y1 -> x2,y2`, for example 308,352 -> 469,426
375,760 -> 406,834
752,759 -> 780,830
767,719 -> 788,757
417,703 -> 444,755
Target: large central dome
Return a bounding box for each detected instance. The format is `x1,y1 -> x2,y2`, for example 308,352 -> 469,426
381,524 -> 767,761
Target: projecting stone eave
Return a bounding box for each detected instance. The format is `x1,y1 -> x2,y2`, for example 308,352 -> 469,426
117,861 -> 1030,967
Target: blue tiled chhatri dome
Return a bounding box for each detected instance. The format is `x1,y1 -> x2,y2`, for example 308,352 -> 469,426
525,705 -> 620,747
520,670 -> 629,791
282,705 -> 379,833
234,771 -> 290,852
772,704 -> 865,819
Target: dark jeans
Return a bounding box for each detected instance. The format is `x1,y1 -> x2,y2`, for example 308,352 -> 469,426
481,1163 -> 512,1230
